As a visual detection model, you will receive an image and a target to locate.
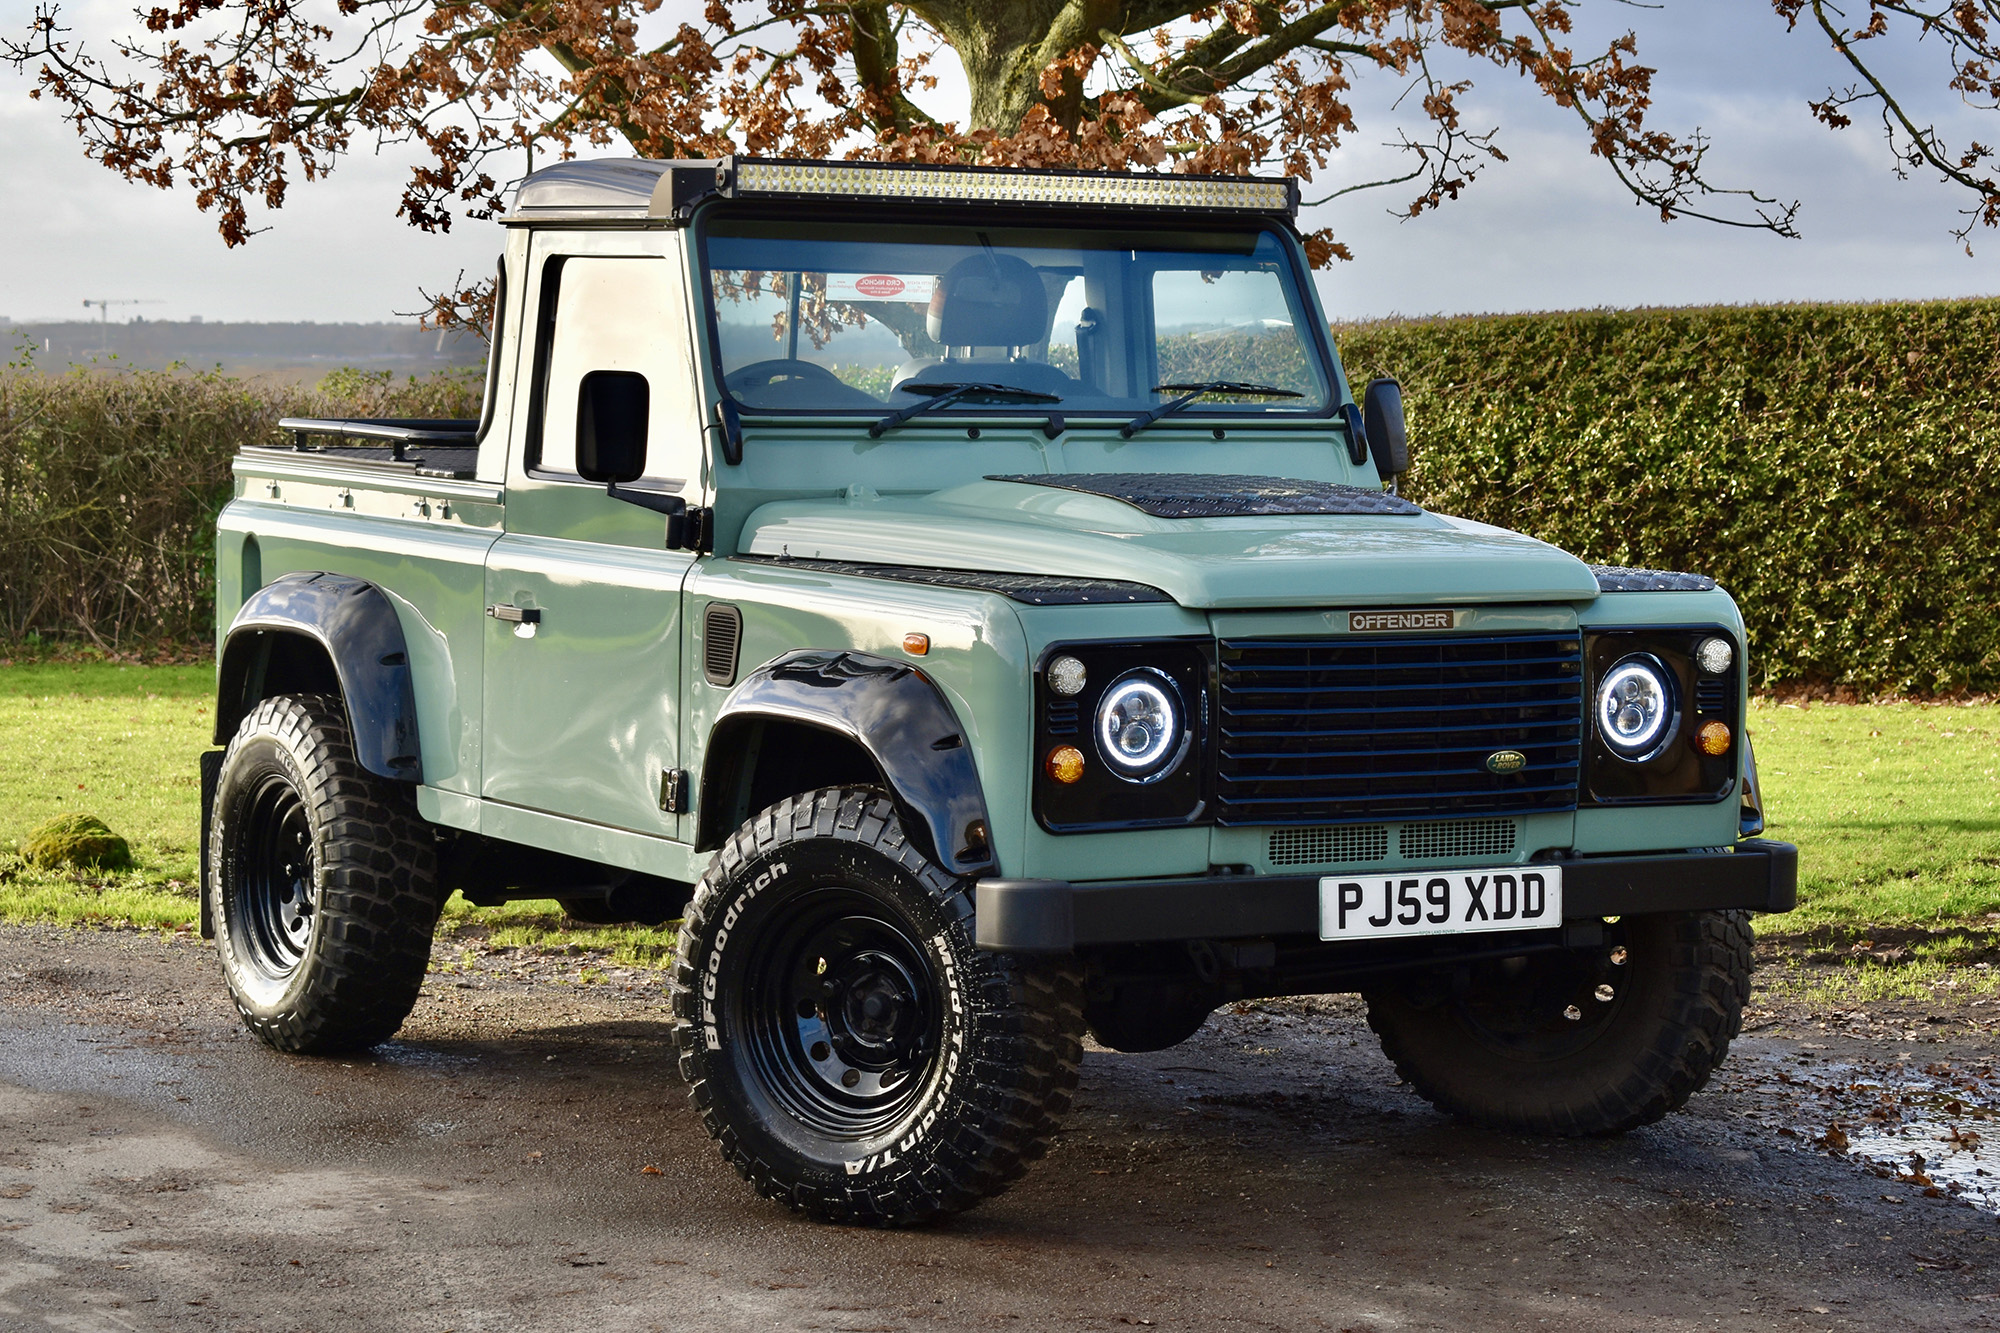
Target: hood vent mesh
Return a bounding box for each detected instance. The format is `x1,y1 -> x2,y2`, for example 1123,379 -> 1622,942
1588,565 -> 1717,593
733,556 -> 1169,605
984,473 -> 1423,518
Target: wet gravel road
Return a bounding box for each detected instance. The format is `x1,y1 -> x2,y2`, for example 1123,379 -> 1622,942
2,923 -> 1999,1332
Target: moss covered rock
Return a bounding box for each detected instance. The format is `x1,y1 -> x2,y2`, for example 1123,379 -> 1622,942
22,814 -> 133,871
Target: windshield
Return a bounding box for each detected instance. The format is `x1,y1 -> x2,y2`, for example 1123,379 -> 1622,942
701,218 -> 1332,417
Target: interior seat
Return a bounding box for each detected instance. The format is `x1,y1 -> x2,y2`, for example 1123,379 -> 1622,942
907,254 -> 1075,398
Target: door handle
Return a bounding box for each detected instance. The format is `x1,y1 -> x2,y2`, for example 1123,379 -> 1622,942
486,604 -> 541,624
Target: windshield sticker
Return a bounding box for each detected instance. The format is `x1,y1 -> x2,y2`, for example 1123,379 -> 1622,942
827,273 -> 937,303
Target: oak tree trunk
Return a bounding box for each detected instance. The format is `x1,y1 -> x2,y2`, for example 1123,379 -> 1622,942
910,0 -> 1118,134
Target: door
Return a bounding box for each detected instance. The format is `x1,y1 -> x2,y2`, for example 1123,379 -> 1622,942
481,238 -> 707,839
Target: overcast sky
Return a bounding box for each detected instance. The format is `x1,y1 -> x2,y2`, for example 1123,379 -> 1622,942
2,0 -> 1996,325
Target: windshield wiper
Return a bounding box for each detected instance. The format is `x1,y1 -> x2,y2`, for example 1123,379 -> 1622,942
867,382 -> 1062,439
1119,381 -> 1304,439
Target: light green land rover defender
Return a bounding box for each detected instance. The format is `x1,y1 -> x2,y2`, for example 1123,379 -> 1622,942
200,156 -> 1796,1225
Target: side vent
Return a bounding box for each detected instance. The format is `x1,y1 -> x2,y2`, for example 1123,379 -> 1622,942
703,603 -> 743,687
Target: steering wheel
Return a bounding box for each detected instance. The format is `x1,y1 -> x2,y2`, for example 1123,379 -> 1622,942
725,359 -> 845,392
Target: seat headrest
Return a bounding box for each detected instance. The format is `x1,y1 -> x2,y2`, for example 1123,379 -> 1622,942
927,254 -> 1049,348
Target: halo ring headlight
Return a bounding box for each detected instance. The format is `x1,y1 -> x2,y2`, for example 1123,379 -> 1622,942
1595,655 -> 1678,762
1093,669 -> 1187,782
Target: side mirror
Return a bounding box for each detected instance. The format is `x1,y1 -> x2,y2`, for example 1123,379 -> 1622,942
1363,377 -> 1409,480
576,370 -> 649,484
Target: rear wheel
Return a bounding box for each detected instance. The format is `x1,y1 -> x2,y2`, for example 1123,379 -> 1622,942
670,787 -> 1083,1225
1085,982 -> 1215,1053
1364,910 -> 1752,1136
558,897 -> 626,926
207,694 -> 441,1054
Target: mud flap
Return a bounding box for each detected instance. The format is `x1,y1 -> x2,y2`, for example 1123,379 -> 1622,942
198,749 -> 223,939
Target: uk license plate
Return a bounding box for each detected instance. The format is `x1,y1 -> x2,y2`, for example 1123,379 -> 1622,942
1317,866 -> 1563,942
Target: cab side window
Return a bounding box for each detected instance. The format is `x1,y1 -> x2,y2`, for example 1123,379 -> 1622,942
534,256 -> 701,489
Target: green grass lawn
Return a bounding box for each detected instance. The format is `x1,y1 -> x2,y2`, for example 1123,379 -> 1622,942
1,663 -> 1995,982
0,660 -> 214,928
0,660 -> 673,963
1753,697 -> 2000,930
1747,697 -> 2000,1005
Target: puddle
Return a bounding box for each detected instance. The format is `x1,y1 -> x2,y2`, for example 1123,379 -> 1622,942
1846,1116 -> 2000,1209
371,1042 -> 481,1072
1755,1056 -> 2000,1212
1840,1067 -> 2000,1210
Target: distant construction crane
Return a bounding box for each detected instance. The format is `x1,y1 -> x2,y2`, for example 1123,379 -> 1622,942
81,298 -> 163,323
81,298 -> 165,353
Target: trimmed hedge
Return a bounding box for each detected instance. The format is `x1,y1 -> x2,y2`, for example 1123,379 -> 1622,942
1338,301 -> 2000,693
4,302 -> 1996,692
0,366 -> 480,648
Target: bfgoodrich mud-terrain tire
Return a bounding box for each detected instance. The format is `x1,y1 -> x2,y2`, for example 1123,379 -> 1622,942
670,787 -> 1084,1225
207,693 -> 441,1054
1365,910 -> 1753,1136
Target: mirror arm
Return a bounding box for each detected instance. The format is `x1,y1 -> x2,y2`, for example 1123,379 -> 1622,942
604,483 -> 687,517
605,482 -> 696,550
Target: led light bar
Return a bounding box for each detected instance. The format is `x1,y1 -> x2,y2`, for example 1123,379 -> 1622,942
719,157 -> 1298,218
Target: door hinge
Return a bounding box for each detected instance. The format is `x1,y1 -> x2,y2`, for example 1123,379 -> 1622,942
659,768 -> 690,814
673,506 -> 714,555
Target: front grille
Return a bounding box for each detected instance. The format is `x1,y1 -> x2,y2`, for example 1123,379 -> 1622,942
1399,818 -> 1517,860
1268,824 -> 1390,867
1216,632 -> 1584,825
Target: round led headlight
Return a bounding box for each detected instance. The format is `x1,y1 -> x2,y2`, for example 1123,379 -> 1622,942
1094,670 -> 1186,781
1595,655 -> 1677,761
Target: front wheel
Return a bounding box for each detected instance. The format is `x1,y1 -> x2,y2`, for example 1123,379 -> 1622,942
207,694 -> 442,1054
1364,910 -> 1753,1136
669,787 -> 1083,1225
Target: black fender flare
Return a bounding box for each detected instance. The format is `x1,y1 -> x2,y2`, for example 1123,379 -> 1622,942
698,650 -> 994,876
214,572 -> 422,782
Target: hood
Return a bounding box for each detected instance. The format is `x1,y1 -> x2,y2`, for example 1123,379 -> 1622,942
737,478 -> 1599,609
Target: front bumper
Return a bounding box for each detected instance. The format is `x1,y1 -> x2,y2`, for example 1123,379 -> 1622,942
974,839 -> 1797,953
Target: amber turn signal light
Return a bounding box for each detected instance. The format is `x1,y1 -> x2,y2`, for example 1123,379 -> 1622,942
902,632 -> 930,656
1694,720 -> 1732,757
1044,745 -> 1085,784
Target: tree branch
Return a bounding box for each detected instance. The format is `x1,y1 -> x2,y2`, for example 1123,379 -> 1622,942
1792,0 -> 2000,244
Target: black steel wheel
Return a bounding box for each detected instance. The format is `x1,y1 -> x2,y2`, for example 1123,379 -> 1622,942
671,787 -> 1084,1226
233,774 -> 317,989
1364,910 -> 1753,1136
743,889 -> 940,1138
207,693 -> 442,1053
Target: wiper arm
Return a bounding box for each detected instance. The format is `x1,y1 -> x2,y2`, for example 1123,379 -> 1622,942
1119,381 -> 1304,440
868,381 -> 1062,439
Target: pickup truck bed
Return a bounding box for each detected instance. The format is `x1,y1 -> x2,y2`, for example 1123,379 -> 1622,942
262,417 -> 480,480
